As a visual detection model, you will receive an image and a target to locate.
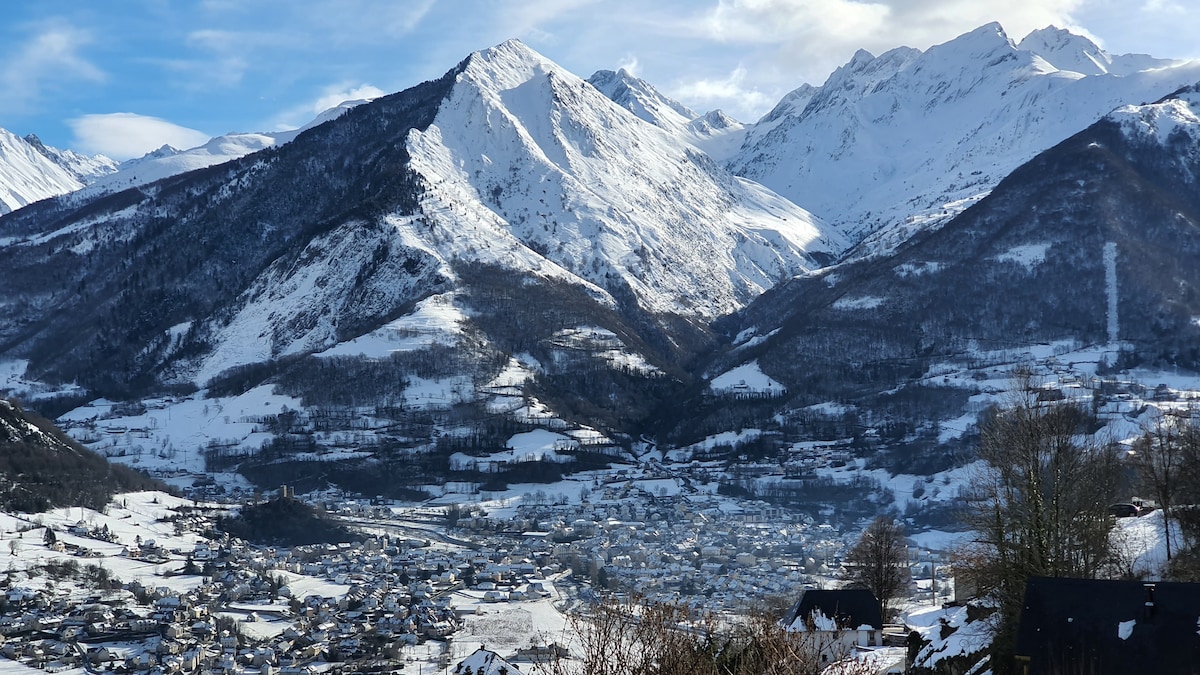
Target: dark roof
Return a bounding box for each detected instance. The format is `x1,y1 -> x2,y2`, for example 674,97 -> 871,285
782,589 -> 882,630
1015,576 -> 1200,675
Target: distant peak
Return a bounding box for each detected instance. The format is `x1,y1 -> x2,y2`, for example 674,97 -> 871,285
702,109 -> 739,126
1017,25 -> 1116,75
587,66 -> 697,125
938,21 -> 1015,52
972,21 -> 1010,39
1018,25 -> 1103,53
848,48 -> 875,66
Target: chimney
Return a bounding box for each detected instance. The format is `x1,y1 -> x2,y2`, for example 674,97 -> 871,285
1143,583 -> 1156,623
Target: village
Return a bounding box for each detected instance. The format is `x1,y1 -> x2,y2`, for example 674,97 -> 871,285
0,345 -> 1189,675
0,448 -> 968,675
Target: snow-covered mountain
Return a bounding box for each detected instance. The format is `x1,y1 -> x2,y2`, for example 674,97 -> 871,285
408,40 -> 837,320
79,99 -> 372,198
0,38 -> 838,462
683,85 -> 1200,449
588,68 -> 698,132
728,23 -> 1200,257
22,134 -> 119,184
0,129 -> 91,215
588,68 -> 747,160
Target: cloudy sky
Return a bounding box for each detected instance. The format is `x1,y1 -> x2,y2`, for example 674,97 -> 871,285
2,0 -> 1197,160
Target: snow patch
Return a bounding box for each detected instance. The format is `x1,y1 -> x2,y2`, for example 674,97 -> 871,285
832,295 -> 884,310
710,361 -> 783,395
993,243 -> 1049,269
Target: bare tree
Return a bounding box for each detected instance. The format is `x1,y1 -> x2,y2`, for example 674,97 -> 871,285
842,516 -> 908,620
1133,408 -> 1191,561
955,373 -> 1121,675
545,594 -> 875,675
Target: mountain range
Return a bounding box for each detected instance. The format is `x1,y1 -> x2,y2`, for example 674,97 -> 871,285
2,23 -> 1199,499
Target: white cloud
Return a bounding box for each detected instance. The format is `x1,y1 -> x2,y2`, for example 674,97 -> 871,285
269,82 -> 386,131
68,113 -> 211,161
618,54 -> 641,77
671,66 -> 776,120
0,22 -> 104,114
310,84 -> 386,114
643,0 -> 1093,117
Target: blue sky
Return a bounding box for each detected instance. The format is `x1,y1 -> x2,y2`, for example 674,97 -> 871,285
3,0 -> 1198,160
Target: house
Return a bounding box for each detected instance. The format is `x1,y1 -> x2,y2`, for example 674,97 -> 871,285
453,648 -> 522,675
781,589 -> 884,665
1014,577 -> 1200,674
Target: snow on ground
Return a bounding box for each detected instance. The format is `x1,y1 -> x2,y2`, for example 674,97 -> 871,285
0,661 -> 85,675
507,430 -> 579,461
831,295 -> 884,310
57,386 -> 302,474
0,359 -> 85,401
448,577 -> 570,667
450,430 -> 578,471
993,242 -> 1049,269
670,428 -> 765,460
272,570 -> 351,600
709,361 -> 783,395
904,603 -> 992,672
0,493 -> 214,595
813,460 -> 984,514
631,477 -> 683,497
216,611 -> 293,641
547,327 -> 662,376
1113,511 -> 1177,579
404,375 -> 475,410
316,292 -> 466,358
824,647 -> 906,674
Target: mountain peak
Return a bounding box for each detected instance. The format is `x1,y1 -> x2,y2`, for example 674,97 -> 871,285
0,127 -> 84,214
587,67 -> 697,132
924,21 -> 1015,63
471,38 -> 548,70
1018,25 -> 1112,75
1017,25 -> 1180,76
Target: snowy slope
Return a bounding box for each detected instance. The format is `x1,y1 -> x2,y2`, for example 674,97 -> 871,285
79,100 -> 371,198
0,128 -> 85,215
1110,86 -> 1200,147
729,22 -> 1200,257
1017,26 -> 1181,76
588,68 -> 697,132
588,68 -> 747,161
22,133 -> 118,183
408,40 -> 841,319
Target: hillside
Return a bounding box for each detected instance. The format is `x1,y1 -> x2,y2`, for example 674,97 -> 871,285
0,40 -> 842,498
0,398 -> 161,512
675,86 -> 1200,459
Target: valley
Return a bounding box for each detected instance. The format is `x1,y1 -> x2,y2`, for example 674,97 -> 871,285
2,18 -> 1200,674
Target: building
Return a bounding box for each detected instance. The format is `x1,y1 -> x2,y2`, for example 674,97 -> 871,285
781,588 -> 884,665
1014,576 -> 1200,674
